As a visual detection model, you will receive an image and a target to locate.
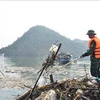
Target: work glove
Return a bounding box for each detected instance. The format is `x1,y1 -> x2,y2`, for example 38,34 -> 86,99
80,53 -> 86,58
80,52 -> 86,58
74,56 -> 81,63
80,55 -> 83,58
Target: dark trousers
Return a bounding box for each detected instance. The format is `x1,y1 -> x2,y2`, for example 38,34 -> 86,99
90,58 -> 100,78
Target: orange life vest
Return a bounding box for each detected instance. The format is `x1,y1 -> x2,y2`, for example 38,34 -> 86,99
88,36 -> 100,58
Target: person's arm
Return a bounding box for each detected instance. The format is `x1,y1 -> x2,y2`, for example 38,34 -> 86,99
81,40 -> 96,57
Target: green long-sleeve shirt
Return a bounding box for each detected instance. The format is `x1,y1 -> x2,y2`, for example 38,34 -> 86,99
82,40 -> 96,58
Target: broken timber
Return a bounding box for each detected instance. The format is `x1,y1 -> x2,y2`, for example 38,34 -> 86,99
16,77 -> 100,100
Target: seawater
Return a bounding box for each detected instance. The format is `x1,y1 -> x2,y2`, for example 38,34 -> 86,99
0,56 -> 90,100
0,88 -> 27,100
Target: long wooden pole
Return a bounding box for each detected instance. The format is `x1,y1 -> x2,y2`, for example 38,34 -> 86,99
63,56 -> 81,67
29,43 -> 61,100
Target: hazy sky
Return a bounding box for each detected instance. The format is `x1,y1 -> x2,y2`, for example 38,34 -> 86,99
0,1 -> 100,49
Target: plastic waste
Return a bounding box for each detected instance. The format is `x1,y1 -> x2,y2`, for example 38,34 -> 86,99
44,89 -> 57,100
37,76 -> 46,87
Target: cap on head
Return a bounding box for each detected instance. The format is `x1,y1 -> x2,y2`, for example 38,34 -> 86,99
86,30 -> 96,35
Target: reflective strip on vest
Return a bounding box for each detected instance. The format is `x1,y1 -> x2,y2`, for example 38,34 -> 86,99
88,36 -> 100,58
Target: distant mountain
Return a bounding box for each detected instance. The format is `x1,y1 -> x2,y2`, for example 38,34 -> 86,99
73,39 -> 88,50
0,25 -> 88,58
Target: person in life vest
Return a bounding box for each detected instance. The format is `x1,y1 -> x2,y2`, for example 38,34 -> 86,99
80,30 -> 100,79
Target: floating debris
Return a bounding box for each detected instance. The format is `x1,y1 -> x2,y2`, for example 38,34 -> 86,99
16,76 -> 100,100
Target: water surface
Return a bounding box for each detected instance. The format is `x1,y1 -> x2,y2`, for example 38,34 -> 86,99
0,56 -> 90,100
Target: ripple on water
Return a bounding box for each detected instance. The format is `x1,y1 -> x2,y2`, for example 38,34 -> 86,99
0,87 -> 27,100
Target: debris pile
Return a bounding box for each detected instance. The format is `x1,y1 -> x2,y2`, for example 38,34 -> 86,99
16,77 -> 100,100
